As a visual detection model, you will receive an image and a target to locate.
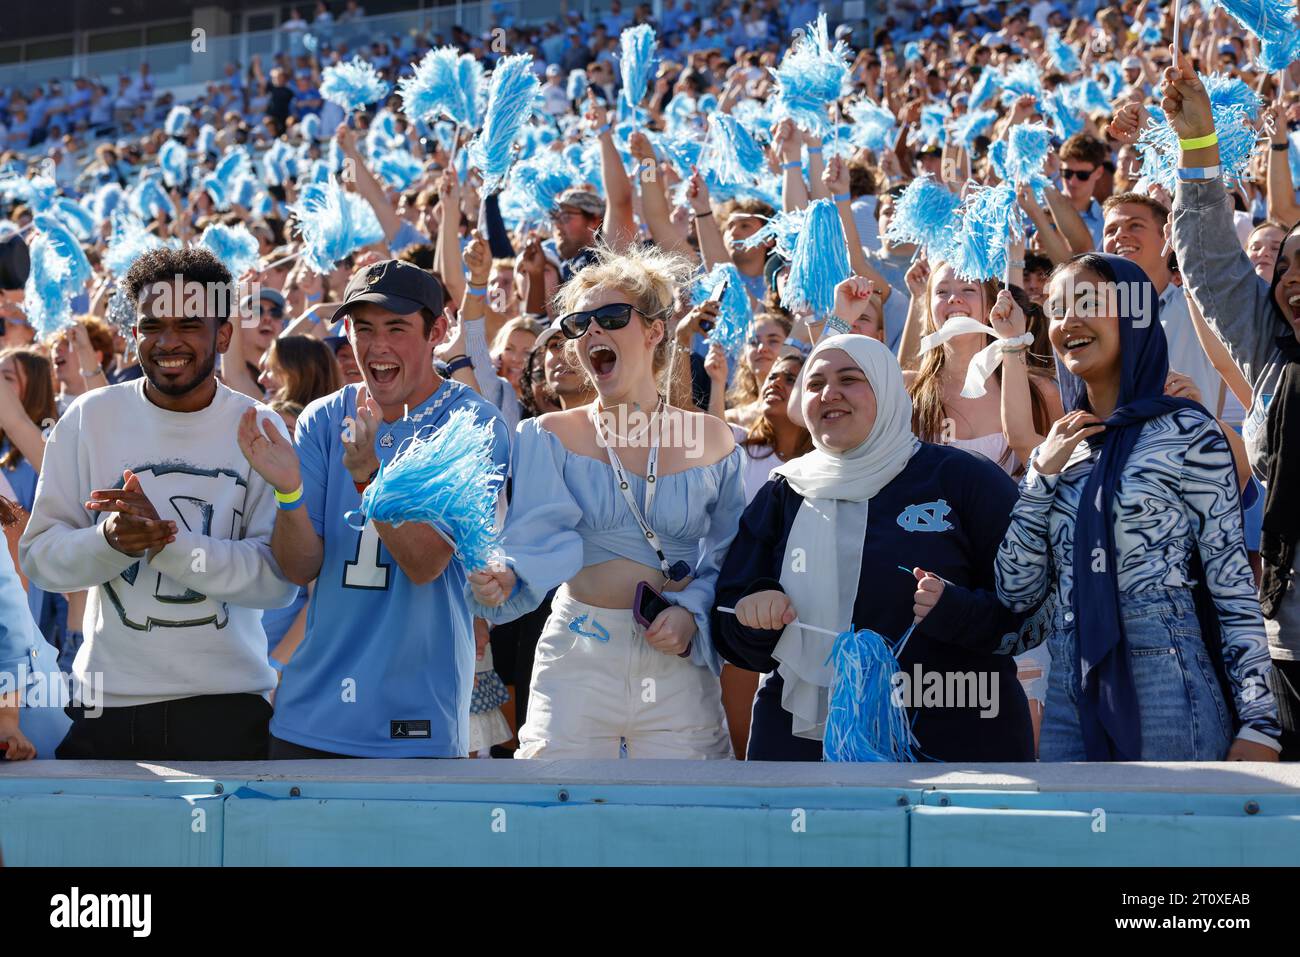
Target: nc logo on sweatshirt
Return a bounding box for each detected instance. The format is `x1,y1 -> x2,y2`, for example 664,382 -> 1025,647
897,499 -> 952,533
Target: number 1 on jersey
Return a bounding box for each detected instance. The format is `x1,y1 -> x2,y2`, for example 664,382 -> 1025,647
343,520 -> 390,589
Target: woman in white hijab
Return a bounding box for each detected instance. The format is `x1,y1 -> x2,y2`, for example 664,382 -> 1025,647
712,334 -> 1041,761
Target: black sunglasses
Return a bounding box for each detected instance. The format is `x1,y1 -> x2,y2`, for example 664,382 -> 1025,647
1060,167 -> 1098,181
559,302 -> 637,339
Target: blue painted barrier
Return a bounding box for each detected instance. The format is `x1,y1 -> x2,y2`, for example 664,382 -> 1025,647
1,761 -> 1297,866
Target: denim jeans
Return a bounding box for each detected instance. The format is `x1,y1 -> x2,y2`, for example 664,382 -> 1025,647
1040,588 -> 1233,761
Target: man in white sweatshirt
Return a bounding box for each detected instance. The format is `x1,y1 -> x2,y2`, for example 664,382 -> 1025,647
19,246 -> 298,760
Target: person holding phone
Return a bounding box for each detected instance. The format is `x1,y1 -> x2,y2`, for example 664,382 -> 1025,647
468,243 -> 745,759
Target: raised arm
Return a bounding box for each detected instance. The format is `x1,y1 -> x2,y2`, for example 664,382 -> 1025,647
628,131 -> 695,257
437,168 -> 466,306
687,168 -> 731,270
586,93 -> 636,251
335,122 -> 405,245
1264,104 -> 1300,227
989,289 -> 1063,465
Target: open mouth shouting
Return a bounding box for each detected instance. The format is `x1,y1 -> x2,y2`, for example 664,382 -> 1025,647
1287,293 -> 1300,324
587,342 -> 618,380
367,359 -> 401,386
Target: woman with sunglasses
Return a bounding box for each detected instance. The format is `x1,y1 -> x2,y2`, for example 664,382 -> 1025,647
468,244 -> 744,759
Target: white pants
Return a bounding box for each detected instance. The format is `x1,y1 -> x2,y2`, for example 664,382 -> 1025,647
517,587 -> 732,760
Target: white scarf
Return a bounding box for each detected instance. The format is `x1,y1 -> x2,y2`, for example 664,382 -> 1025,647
919,315 -> 1034,399
770,334 -> 919,740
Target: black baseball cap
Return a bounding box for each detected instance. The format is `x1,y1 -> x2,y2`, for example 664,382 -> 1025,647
332,259 -> 445,324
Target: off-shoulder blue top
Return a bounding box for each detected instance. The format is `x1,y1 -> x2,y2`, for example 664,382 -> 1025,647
468,417 -> 747,674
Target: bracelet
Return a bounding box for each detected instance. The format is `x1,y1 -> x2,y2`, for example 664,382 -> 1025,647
832,192 -> 851,203
466,284 -> 487,297
445,355 -> 474,374
1178,131 -> 1218,150
999,342 -> 1029,353
781,160 -> 802,170
1272,143 -> 1290,152
693,209 -> 713,218
596,122 -> 611,135
80,366 -> 105,379
275,484 -> 304,510
1008,258 -> 1026,268
353,468 -> 378,495
305,291 -> 322,302
806,145 -> 823,154
1176,164 -> 1221,181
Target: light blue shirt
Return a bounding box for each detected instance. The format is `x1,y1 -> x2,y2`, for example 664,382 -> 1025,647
270,380 -> 511,757
469,418 -> 747,674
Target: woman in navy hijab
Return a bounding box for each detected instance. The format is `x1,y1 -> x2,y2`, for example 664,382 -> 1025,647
995,253 -> 1281,761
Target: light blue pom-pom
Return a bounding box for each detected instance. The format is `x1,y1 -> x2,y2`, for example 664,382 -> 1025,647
730,98 -> 774,144
300,113 -> 321,142
1046,29 -> 1081,73
915,103 -> 951,148
85,182 -> 125,224
704,113 -> 766,186
358,406 -> 505,571
32,213 -> 92,293
1000,59 -> 1044,106
691,263 -> 754,360
953,109 -> 998,152
772,12 -> 851,136
467,54 -> 541,192
1212,0 -> 1300,71
1004,122 -> 1053,185
131,175 -> 176,221
158,138 -> 188,189
0,174 -> 56,211
104,213 -> 165,279
23,235 -> 74,339
1138,19 -> 1164,45
903,40 -> 923,64
374,149 -> 425,190
204,147 -> 252,209
884,174 -> 961,255
988,139 -> 1008,180
619,23 -> 658,114
457,53 -> 486,129
289,177 -> 385,274
164,105 -> 193,138
321,57 -> 391,113
782,198 -> 849,317
52,197 -> 97,242
969,67 -> 1002,111
1041,88 -> 1083,139
196,124 -> 217,157
198,222 -> 260,277
944,182 -> 1019,282
566,69 -> 588,103
1066,77 -> 1113,116
846,97 -> 896,155
399,47 -> 466,123
1137,71 -> 1265,190
823,627 -> 916,763
1097,61 -> 1125,100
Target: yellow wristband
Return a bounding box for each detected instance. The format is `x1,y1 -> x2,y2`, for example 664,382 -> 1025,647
273,485 -> 303,504
1178,131 -> 1218,151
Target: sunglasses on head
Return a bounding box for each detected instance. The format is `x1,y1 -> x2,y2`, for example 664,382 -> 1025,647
1060,166 -> 1097,180
558,302 -> 638,339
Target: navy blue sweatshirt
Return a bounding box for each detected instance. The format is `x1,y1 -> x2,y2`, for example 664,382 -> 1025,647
711,442 -> 1035,762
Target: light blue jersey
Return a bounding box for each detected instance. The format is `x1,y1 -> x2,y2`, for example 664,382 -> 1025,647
269,380 -> 511,757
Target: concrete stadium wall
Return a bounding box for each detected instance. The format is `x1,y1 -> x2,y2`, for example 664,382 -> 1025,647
2,761 -> 1298,866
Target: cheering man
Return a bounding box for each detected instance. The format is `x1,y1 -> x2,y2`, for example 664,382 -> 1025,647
239,259 -> 510,758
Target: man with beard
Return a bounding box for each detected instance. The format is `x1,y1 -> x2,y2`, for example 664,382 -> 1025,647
18,246 -> 298,760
